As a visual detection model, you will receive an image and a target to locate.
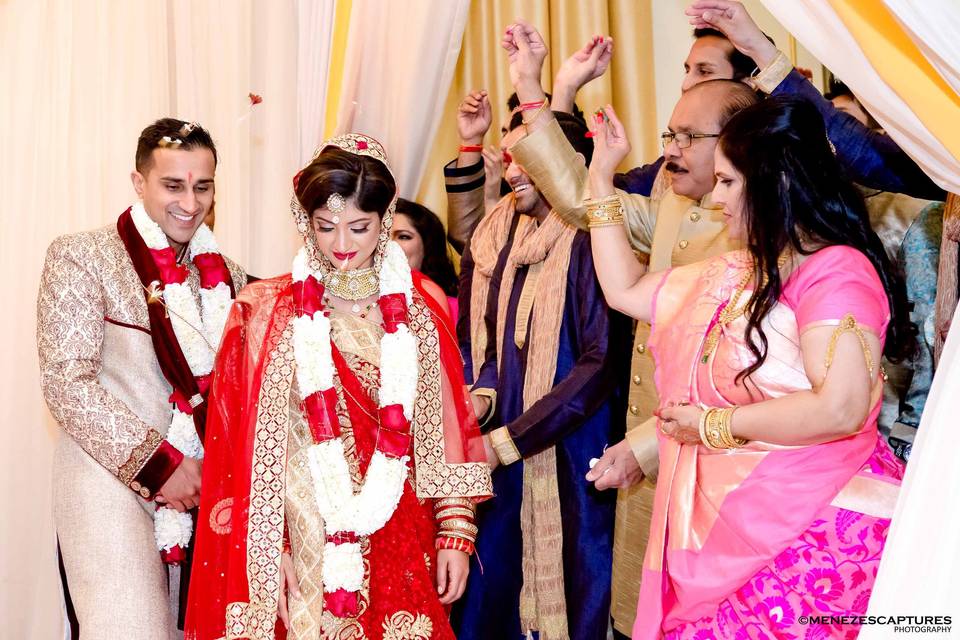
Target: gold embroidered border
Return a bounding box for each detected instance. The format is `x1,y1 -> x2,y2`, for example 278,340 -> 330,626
117,428 -> 164,485
240,312 -> 295,639
407,293 -> 493,499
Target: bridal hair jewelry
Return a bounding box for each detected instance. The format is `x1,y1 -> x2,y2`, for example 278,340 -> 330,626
326,192 -> 346,224
179,122 -> 198,137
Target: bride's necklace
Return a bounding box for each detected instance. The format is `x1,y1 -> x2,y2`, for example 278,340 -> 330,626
324,267 -> 379,304
323,291 -> 378,318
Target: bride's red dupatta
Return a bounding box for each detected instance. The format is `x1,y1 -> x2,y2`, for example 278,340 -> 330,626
185,273 -> 487,640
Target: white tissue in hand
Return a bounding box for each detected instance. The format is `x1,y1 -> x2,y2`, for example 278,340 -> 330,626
588,457 -> 600,469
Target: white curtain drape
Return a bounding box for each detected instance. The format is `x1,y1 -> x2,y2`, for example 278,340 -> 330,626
0,1 -> 333,635
333,0 -> 471,198
885,0 -> 960,97
862,304 -> 960,630
297,0 -> 338,164
760,0 -> 960,194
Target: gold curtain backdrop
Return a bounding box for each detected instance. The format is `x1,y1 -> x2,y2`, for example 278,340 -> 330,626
416,0 -> 659,222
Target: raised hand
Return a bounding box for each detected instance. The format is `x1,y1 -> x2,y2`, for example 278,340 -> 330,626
457,90 -> 492,145
555,35 -> 613,93
588,105 -> 631,186
481,145 -> 503,212
502,19 -> 548,91
685,1 -> 778,68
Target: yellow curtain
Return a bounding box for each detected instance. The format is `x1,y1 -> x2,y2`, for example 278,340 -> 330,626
323,0 -> 353,140
416,0 -> 657,226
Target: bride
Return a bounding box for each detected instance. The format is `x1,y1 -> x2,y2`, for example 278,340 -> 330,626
185,134 -> 492,640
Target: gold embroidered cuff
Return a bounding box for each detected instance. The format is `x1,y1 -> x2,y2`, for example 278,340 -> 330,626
489,426 -> 521,465
625,417 -> 660,480
750,49 -> 793,95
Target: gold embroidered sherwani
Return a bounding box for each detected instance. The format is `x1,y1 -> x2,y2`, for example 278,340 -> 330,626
37,224 -> 245,640
511,120 -> 738,635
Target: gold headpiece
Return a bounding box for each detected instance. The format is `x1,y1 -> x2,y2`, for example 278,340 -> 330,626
291,133 -> 397,279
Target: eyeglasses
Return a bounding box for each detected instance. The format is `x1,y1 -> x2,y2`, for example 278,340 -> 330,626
661,131 -> 720,149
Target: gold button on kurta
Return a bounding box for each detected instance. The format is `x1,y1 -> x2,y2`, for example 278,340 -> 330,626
629,405 -> 640,416
633,375 -> 642,385
636,343 -> 646,354
679,239 -> 689,249
690,212 -> 701,222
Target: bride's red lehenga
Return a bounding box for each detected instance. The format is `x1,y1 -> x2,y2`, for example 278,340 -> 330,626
184,135 -> 492,640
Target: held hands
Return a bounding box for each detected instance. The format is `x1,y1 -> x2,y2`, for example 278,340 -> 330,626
458,90 -> 493,144
277,551 -> 302,630
502,20 -> 548,91
656,403 -> 704,445
685,1 -> 778,68
155,456 -> 202,512
555,35 -> 614,94
481,433 -> 500,470
587,105 -> 631,186
436,549 -> 469,604
584,439 -> 644,490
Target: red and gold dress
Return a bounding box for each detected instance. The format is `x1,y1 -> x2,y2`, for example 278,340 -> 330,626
185,272 -> 491,640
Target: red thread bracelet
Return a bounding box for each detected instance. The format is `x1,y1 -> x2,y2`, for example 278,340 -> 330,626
459,144 -> 483,152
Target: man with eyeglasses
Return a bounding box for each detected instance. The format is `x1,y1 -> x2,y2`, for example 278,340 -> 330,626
499,19 -> 764,638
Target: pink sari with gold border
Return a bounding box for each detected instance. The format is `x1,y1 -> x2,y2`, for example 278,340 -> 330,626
634,247 -> 904,639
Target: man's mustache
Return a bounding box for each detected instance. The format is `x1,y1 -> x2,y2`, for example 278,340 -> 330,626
665,162 -> 686,173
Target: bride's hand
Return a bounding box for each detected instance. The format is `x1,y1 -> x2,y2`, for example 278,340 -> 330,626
278,551 -> 301,629
436,549 -> 470,605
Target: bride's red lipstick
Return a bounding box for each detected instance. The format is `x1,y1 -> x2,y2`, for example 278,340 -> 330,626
333,251 -> 357,261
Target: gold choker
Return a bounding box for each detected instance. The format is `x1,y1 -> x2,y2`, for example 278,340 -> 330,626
323,268 -> 379,301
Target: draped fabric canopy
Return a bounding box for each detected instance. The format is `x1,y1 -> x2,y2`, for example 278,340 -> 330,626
760,0 -> 960,193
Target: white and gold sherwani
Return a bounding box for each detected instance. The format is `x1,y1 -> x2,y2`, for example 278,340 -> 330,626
37,223 -> 245,640
511,119 -> 738,635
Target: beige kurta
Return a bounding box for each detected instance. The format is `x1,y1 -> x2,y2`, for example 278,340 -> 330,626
37,224 -> 246,640
512,120 -> 738,634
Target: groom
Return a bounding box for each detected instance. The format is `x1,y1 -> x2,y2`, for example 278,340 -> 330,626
37,119 -> 246,638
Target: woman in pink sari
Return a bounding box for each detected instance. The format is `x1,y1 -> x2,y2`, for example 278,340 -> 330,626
585,96 -> 914,639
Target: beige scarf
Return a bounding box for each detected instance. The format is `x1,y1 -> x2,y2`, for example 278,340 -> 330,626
494,211 -> 578,639
468,193 -> 536,380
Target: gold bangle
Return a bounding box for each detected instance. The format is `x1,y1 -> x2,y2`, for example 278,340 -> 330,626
585,197 -> 624,228
699,408 -> 722,451
721,407 -> 748,448
699,407 -> 746,449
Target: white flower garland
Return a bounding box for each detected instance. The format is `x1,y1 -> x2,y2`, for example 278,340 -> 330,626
130,202 -> 232,554
291,242 -> 418,600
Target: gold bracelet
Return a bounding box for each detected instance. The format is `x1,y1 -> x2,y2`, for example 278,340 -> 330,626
699,407 -> 747,449
699,408 -> 722,451
585,196 -> 624,228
